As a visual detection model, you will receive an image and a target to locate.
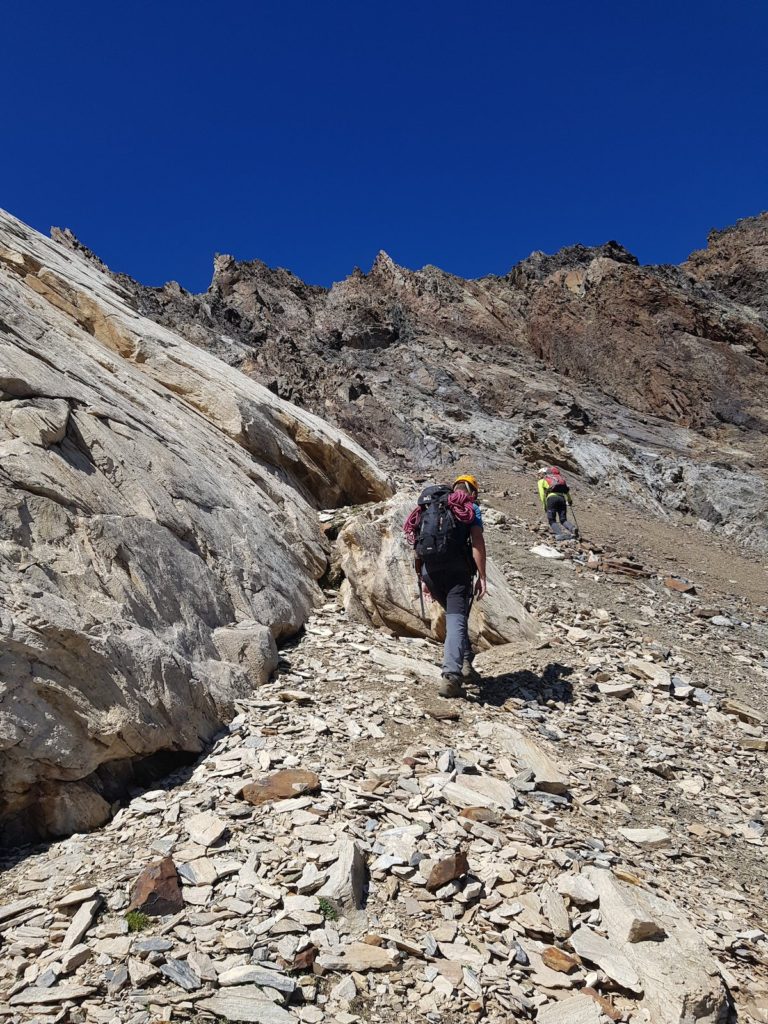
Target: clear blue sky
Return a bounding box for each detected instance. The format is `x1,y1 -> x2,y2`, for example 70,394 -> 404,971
3,0 -> 766,291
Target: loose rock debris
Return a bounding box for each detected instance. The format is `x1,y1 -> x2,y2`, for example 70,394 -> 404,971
0,597 -> 766,1024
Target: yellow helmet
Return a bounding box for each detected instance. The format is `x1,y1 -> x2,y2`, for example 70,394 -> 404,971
454,473 -> 479,493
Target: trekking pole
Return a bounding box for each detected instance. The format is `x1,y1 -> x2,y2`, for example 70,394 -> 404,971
570,506 -> 581,538
417,572 -> 426,620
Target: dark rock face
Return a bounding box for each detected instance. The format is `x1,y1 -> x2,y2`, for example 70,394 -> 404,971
53,216 -> 768,550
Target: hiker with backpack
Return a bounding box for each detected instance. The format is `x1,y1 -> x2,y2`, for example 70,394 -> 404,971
403,474 -> 487,699
537,466 -> 577,540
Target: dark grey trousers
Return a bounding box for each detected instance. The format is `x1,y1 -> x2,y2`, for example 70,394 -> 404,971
546,494 -> 576,538
422,566 -> 473,676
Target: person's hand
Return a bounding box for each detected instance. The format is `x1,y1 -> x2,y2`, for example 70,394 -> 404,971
474,575 -> 487,600
421,581 -> 433,603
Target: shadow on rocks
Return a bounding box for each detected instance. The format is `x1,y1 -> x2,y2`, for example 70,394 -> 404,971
471,661 -> 575,708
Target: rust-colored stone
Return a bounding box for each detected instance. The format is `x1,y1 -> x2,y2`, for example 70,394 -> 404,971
460,806 -> 499,824
290,945 -> 318,972
240,768 -> 321,806
426,850 -> 470,893
664,576 -> 696,594
541,946 -> 579,973
128,856 -> 183,917
426,706 -> 460,721
582,987 -> 621,1022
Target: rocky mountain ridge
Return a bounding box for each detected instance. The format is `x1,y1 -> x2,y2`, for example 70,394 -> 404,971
67,213 -> 768,553
0,209 -> 766,1024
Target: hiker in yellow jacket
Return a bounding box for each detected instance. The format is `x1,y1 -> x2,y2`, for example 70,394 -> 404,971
537,467 -> 577,540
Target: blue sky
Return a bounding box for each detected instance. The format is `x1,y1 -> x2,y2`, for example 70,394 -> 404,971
2,0 -> 766,290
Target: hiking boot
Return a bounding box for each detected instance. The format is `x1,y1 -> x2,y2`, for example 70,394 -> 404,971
438,673 -> 465,699
461,659 -> 482,684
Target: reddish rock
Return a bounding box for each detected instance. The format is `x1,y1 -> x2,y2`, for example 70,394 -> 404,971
541,946 -> 580,973
426,850 -> 470,893
128,857 -> 183,917
664,576 -> 696,594
289,945 -> 318,972
582,987 -> 622,1022
426,706 -> 460,722
460,806 -> 498,824
240,768 -> 321,806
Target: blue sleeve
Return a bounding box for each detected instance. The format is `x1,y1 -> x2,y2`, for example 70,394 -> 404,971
472,503 -> 484,529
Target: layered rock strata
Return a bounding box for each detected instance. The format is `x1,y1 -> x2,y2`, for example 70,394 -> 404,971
76,214 -> 768,551
0,210 -> 391,843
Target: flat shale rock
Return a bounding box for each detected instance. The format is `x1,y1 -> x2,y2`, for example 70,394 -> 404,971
540,882 -> 571,938
61,895 -> 101,949
10,985 -> 97,1005
241,769 -> 321,806
597,680 -> 635,698
218,966 -> 296,993
317,941 -> 398,971
626,659 -> 672,688
187,810 -> 228,847
368,647 -> 442,682
316,837 -> 367,915
442,774 -> 518,810
485,722 -> 569,794
159,957 -> 202,990
58,943 -> 92,973
0,897 -> 37,922
585,868 -> 665,943
197,986 -> 298,1023
618,826 -> 672,850
536,993 -> 604,1024
569,925 -> 643,993
585,868 -> 728,1024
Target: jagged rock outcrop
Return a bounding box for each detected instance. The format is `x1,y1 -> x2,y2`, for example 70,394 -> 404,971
0,210 -> 391,843
335,494 -> 537,648
685,212 -> 768,313
74,214 -> 768,552
584,867 -> 728,1024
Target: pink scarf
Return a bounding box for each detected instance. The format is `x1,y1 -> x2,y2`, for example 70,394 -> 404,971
403,490 -> 476,544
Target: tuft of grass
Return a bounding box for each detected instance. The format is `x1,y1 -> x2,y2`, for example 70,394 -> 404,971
317,897 -> 338,921
125,910 -> 151,932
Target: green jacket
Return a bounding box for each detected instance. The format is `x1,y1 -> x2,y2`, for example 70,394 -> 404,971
538,478 -> 573,509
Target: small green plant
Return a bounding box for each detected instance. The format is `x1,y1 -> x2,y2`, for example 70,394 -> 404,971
125,910 -> 151,932
317,897 -> 338,921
